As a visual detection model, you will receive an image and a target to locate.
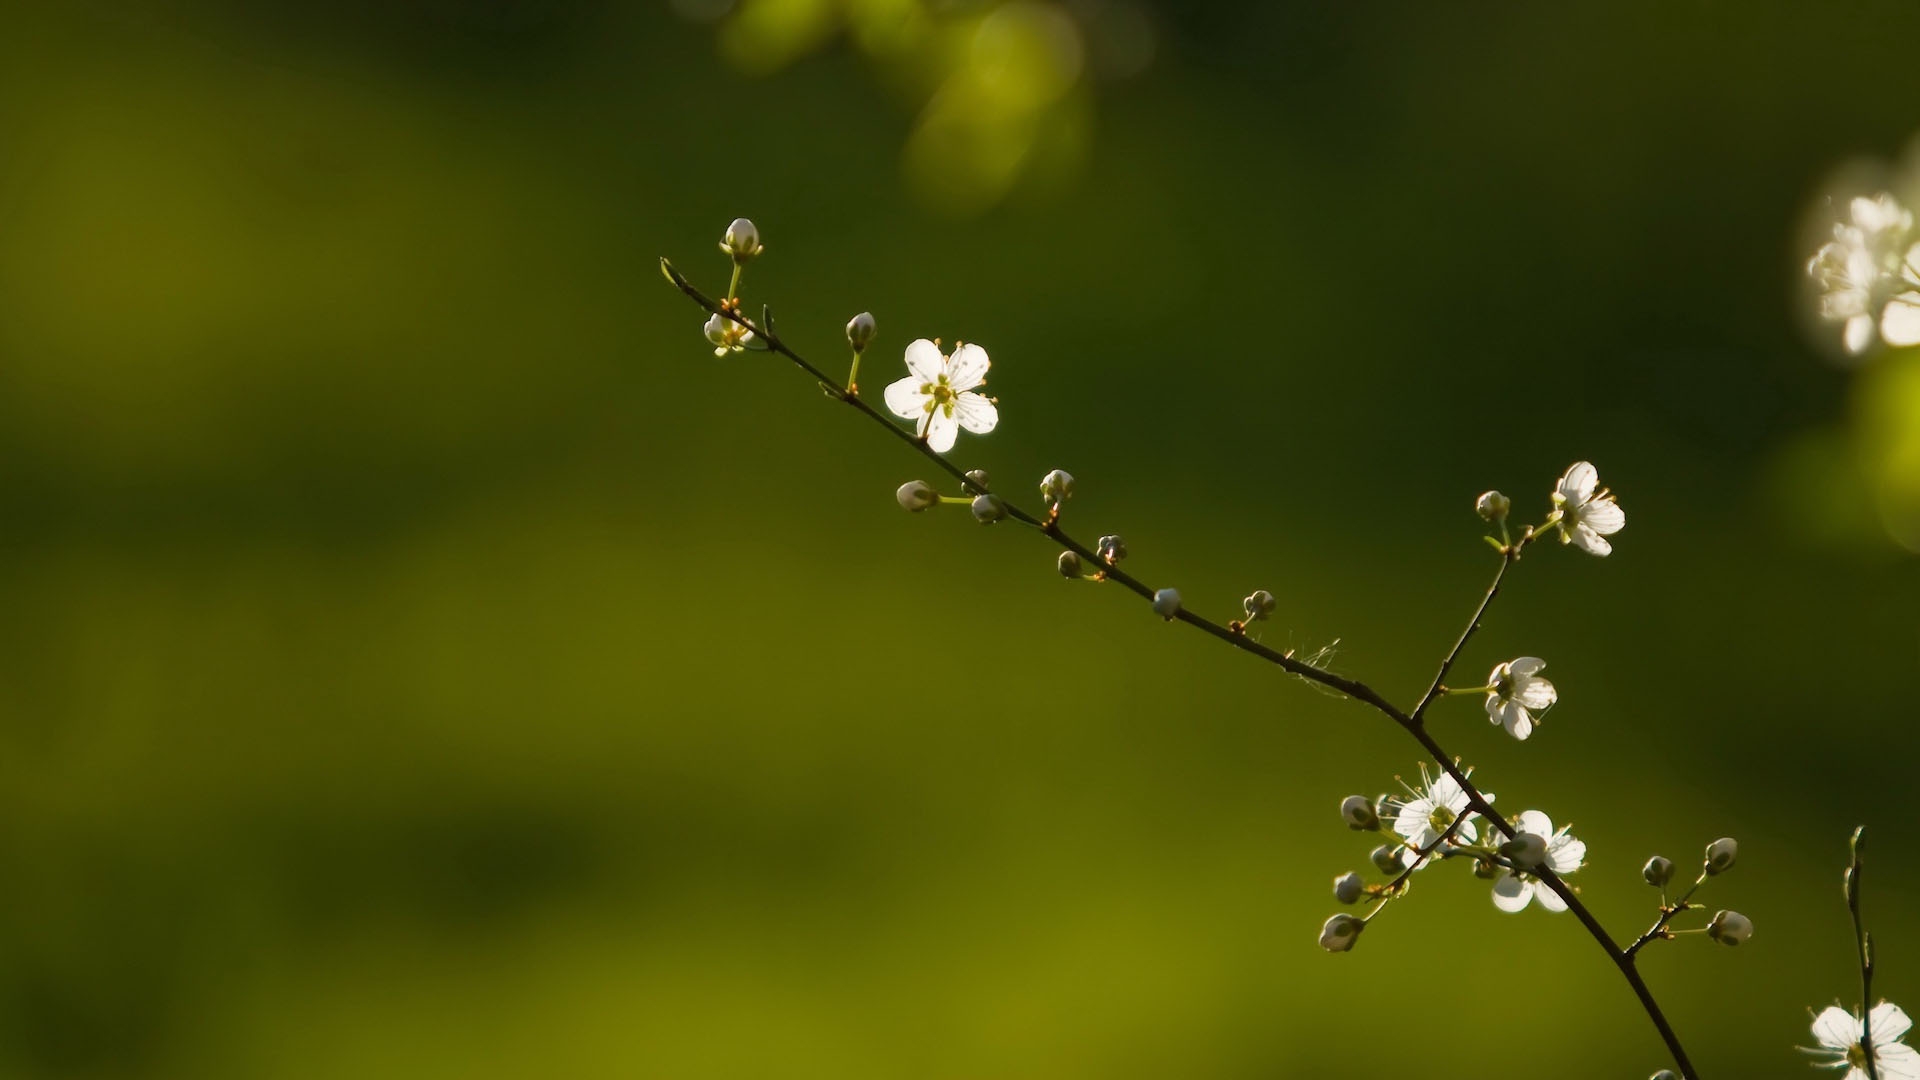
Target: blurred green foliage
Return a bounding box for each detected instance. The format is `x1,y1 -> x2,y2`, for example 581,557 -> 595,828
3,2 -> 1920,1077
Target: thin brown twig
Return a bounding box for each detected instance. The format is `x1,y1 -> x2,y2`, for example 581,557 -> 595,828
662,256 -> 1701,1080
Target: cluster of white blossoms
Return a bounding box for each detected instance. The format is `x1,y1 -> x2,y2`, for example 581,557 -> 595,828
1806,1003 -> 1919,1080
1808,192 -> 1920,356
1321,765 -> 1588,950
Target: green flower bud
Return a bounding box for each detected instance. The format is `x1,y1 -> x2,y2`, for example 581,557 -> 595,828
1333,872 -> 1365,905
971,493 -> 1007,524
1318,913 -> 1363,953
1705,837 -> 1738,875
1040,469 -> 1075,508
1706,909 -> 1752,946
1340,795 -> 1380,831
1243,589 -> 1276,621
1369,845 -> 1404,874
1476,490 -> 1511,522
1642,855 -> 1674,888
720,217 -> 763,263
896,481 -> 938,512
846,311 -> 875,353
1151,588 -> 1181,619
1057,550 -> 1083,578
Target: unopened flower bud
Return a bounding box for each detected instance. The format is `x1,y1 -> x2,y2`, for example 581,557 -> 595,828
1501,831 -> 1547,869
720,217 -> 763,263
1243,589 -> 1276,621
1705,837 -> 1738,875
1472,857 -> 1500,879
845,311 -> 875,353
1652,1071 -> 1678,1080
1040,469 -> 1075,508
1318,913 -> 1364,953
1476,490 -> 1511,522
1333,872 -> 1365,905
896,481 -> 939,512
1340,795 -> 1380,831
1707,909 -> 1753,946
1058,551 -> 1083,578
1369,845 -> 1404,874
1097,534 -> 1127,563
971,494 -> 1007,524
1151,588 -> 1181,619
1642,855 -> 1674,888
964,469 -> 990,493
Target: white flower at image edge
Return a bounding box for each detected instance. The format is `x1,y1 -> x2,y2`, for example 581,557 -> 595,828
883,339 -> 999,453
1486,657 -> 1556,740
1551,461 -> 1625,556
1808,194 -> 1920,355
1393,771 -> 1489,858
1806,1002 -> 1920,1080
1491,810 -> 1585,913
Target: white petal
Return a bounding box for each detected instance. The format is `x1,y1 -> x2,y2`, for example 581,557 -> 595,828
1558,462 -> 1598,505
1847,313 -> 1876,354
903,339 -> 945,382
1568,523 -> 1613,557
1515,676 -> 1557,711
1882,300 -> 1920,347
1580,497 -> 1625,535
1393,802 -> 1430,842
924,407 -> 959,453
1814,1006 -> 1861,1051
1534,882 -> 1568,912
1432,774 -> 1466,811
1491,874 -> 1533,912
1484,693 -> 1504,725
1516,810 -> 1554,837
1549,836 -> 1587,874
1499,700 -> 1532,740
1872,1003 -> 1914,1044
884,375 -> 929,420
954,392 -> 998,434
1875,1043 -> 1920,1080
1455,816 -> 1479,846
1508,656 -> 1546,677
946,342 -> 990,390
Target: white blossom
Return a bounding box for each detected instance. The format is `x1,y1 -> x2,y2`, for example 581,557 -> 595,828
1550,461 -> 1625,556
704,313 -> 755,356
1393,768 -> 1491,858
1805,1002 -> 1918,1080
1808,194 -> 1920,356
883,339 -> 999,453
1486,656 -> 1557,740
1491,810 -> 1585,913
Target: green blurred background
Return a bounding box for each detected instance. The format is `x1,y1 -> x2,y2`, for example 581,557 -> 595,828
3,1 -> 1920,1077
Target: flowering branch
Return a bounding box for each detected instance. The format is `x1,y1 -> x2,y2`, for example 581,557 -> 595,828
662,233 -> 1699,1078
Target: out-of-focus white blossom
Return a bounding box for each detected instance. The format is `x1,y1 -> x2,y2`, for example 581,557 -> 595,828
1808,194 -> 1920,356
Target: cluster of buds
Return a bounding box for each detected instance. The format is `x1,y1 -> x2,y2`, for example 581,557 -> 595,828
1638,836 -> 1750,948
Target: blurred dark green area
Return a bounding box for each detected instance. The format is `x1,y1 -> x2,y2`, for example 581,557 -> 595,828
2,1 -> 1919,1077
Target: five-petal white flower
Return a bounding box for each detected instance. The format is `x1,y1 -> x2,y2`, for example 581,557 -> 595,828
883,339 -> 999,454
1809,194 -> 1920,356
1551,461 -> 1625,556
1806,1002 -> 1919,1080
1491,810 -> 1585,913
1393,768 -> 1492,859
1486,657 -> 1557,740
